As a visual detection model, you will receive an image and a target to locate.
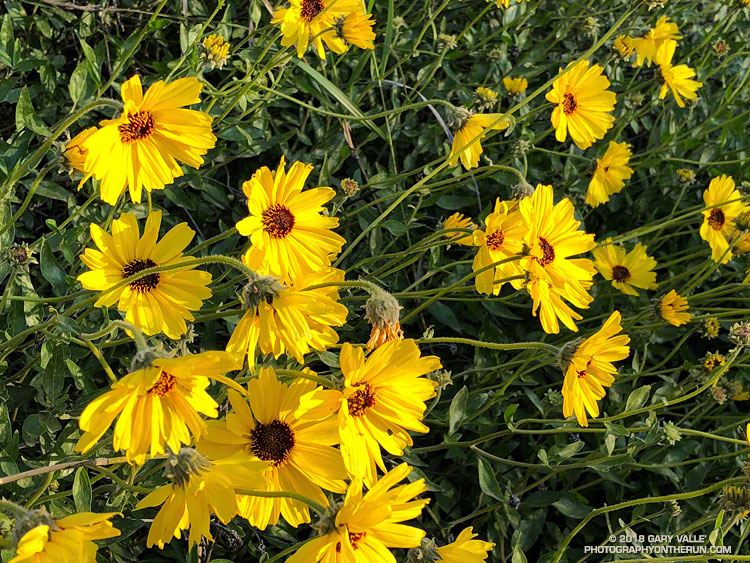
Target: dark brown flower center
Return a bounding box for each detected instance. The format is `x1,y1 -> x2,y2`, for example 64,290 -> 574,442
250,419 -> 296,467
300,0 -> 325,21
148,371 -> 177,397
123,258 -> 160,292
562,92 -> 577,115
336,531 -> 366,552
118,111 -> 155,143
612,265 -> 630,282
262,204 -> 296,239
486,230 -> 505,251
708,208 -> 725,231
347,383 -> 376,417
535,237 -> 555,266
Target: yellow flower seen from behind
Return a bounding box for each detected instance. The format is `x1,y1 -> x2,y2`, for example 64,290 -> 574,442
336,339 -> 441,485
700,175 -> 749,263
448,112 -> 509,170
237,156 -> 346,284
196,367 -> 347,529
336,10 -> 376,50
443,212 -> 476,246
77,211 -> 212,340
472,199 -> 526,295
562,311 -> 631,427
655,39 -> 702,108
614,35 -> 635,58
660,289 -> 691,326
201,34 -> 230,69
476,86 -> 499,110
9,512 -> 120,563
75,351 -> 238,465
81,75 -> 216,204
633,15 -> 681,67
64,127 -> 97,188
546,60 -> 616,150
586,141 -> 634,207
593,240 -> 657,296
226,268 -> 348,364
135,448 -> 267,548
436,527 -> 495,562
288,463 -> 429,563
503,76 -> 528,93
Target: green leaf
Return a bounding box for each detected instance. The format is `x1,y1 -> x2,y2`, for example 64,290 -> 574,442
504,403 -> 519,426
315,351 -> 339,368
15,86 -> 51,136
552,494 -> 592,519
477,457 -> 504,501
40,238 -> 68,295
624,385 -> 651,412
448,385 -> 468,434
552,441 -> 584,461
73,467 -> 92,512
605,433 -> 616,456
511,538 -> 528,563
291,58 -> 386,141
69,61 -> 88,108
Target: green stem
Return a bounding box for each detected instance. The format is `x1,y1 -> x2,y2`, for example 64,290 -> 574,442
552,477 -> 746,562
417,337 -> 559,356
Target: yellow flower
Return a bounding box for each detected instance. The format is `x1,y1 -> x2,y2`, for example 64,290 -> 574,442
443,212 -> 476,246
519,184 -> 597,333
336,340 -> 441,485
586,141 -> 634,207
436,527 -> 495,562
448,112 -> 509,170
546,60 -> 616,150
75,351 -> 239,465
703,352 -> 726,372
201,34 -> 230,69
272,0 -> 363,59
503,76 -> 528,93
81,75 -> 216,205
659,289 -> 691,326
613,35 -> 635,58
733,388 -> 749,401
64,127 -> 97,188
287,463 -> 429,563
592,240 -> 657,296
135,448 -> 267,548
9,512 -> 120,563
472,199 -> 526,295
335,10 -> 376,50
197,367 -> 347,529
702,317 -> 721,339
655,39 -> 702,108
226,268 -> 347,364
633,15 -> 681,67
562,311 -> 631,427
677,168 -> 697,184
237,156 -> 346,284
700,175 -> 749,263
476,86 -> 499,110
77,211 -> 211,340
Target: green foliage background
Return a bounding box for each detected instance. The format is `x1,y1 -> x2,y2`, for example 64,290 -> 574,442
1,0 -> 750,561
